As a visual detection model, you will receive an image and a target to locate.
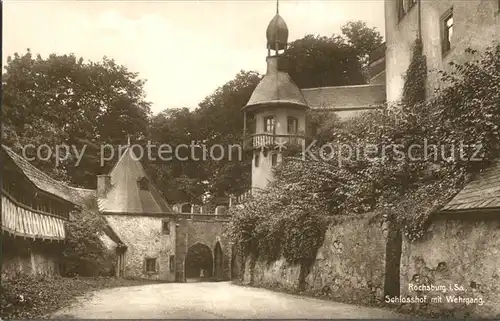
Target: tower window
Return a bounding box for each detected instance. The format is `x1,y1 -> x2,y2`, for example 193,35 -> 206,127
287,117 -> 298,134
442,8 -> 453,55
255,153 -> 260,167
264,116 -> 275,133
271,154 -> 278,167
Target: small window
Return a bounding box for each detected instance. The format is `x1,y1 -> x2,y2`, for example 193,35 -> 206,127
162,220 -> 170,234
287,117 -> 298,134
255,153 -> 260,167
145,258 -> 157,273
442,9 -> 453,54
271,153 -> 278,166
169,255 -> 175,272
138,177 -> 149,190
264,116 -> 275,133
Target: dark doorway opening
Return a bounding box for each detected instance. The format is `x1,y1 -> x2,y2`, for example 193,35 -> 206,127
213,242 -> 224,280
185,243 -> 213,281
384,222 -> 402,297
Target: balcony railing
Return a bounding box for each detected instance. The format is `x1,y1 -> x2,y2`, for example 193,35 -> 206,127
234,190 -> 252,204
243,133 -> 306,150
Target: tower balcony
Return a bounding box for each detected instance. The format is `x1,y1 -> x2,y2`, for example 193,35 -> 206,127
243,133 -> 306,150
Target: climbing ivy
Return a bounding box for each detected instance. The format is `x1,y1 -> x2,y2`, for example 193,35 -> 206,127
402,38 -> 427,106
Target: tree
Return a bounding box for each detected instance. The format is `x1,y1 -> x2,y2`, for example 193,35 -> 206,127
62,200 -> 115,276
147,107 -> 210,203
2,50 -> 151,187
148,71 -> 260,203
341,20 -> 384,79
284,35 -> 365,88
192,71 -> 261,198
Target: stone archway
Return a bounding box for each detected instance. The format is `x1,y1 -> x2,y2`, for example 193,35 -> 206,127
213,241 -> 224,281
185,243 -> 213,281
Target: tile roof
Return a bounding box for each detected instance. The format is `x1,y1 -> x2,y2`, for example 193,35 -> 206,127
301,84 -> 386,110
98,147 -> 173,214
2,144 -> 91,207
442,160 -> 500,211
243,71 -> 309,111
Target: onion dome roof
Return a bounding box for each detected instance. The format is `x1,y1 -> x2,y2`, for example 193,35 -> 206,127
266,14 -> 288,51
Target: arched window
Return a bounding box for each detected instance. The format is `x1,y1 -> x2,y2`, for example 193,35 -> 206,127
138,177 -> 149,190
264,116 -> 275,133
287,117 -> 298,134
255,152 -> 260,167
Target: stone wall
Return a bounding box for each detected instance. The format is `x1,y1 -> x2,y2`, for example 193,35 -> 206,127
242,213 -> 391,304
400,216 -> 500,318
2,235 -> 63,277
105,214 -> 176,281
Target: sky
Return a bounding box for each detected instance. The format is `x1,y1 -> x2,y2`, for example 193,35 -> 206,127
3,0 -> 385,114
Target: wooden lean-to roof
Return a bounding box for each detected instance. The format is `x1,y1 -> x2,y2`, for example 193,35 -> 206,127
98,147 -> 173,214
1,144 -> 94,240
442,160 -> 500,212
2,144 -> 93,206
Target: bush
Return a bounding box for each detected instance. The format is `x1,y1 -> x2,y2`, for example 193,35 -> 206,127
61,199 -> 115,277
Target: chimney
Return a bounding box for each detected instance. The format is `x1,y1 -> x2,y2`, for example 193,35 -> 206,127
97,175 -> 111,198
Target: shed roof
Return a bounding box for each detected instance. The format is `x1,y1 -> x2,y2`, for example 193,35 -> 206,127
2,144 -> 91,207
302,83 -> 386,110
98,147 -> 173,214
442,160 -> 500,211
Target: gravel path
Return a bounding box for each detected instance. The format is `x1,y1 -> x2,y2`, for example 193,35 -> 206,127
50,281 -> 408,319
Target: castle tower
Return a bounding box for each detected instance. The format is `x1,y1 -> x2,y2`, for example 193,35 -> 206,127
242,1 -> 309,192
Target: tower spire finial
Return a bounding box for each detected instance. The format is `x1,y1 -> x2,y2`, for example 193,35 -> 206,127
276,0 -> 279,14
127,135 -> 131,146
